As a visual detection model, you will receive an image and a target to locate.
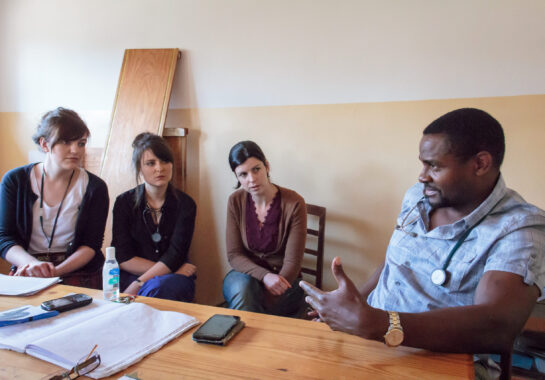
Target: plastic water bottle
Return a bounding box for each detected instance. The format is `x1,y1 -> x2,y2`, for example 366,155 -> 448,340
103,247 -> 119,301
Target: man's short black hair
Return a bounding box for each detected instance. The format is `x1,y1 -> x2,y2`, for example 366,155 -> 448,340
423,108 -> 505,168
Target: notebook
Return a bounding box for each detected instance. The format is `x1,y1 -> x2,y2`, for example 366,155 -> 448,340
0,298 -> 199,378
0,274 -> 60,296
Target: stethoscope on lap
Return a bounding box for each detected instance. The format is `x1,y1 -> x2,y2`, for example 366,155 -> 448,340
395,201 -> 486,286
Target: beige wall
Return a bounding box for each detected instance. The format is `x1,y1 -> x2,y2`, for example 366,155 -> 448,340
3,1 -> 545,112
2,94 -> 544,303
2,0 -> 544,302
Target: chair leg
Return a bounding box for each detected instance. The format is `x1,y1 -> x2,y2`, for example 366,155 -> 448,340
499,350 -> 512,380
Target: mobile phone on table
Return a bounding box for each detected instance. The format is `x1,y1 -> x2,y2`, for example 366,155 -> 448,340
41,293 -> 93,313
192,314 -> 245,346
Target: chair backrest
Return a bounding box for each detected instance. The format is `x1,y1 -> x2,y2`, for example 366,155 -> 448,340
301,203 -> 326,289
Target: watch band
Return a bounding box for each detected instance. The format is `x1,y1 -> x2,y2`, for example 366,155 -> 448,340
384,311 -> 404,347
388,311 -> 401,328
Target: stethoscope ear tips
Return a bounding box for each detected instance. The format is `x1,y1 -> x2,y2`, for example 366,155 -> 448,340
395,225 -> 418,238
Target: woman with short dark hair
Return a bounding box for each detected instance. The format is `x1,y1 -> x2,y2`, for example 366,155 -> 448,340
111,132 -> 197,301
223,140 -> 307,316
0,107 -> 108,288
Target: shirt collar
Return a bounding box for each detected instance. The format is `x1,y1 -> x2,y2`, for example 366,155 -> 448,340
136,183 -> 175,209
418,174 -> 506,239
462,174 -> 506,227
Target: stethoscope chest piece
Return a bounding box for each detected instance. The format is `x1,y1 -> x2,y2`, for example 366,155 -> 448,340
431,268 -> 447,286
151,232 -> 162,243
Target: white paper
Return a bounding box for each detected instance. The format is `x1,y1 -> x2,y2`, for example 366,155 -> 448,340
0,298 -> 199,378
0,298 -> 120,352
0,274 -> 60,296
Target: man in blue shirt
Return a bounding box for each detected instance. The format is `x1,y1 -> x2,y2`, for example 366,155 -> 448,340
301,108 -> 545,375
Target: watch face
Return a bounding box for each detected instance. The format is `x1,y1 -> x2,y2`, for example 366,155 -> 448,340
385,328 -> 404,347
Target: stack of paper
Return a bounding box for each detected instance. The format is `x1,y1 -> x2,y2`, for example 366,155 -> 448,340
0,274 -> 60,296
0,298 -> 199,378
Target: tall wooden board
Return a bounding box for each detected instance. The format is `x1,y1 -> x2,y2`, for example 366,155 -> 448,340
100,49 -> 180,247
164,127 -> 188,191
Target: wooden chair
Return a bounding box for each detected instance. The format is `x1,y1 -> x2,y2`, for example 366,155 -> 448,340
301,204 -> 326,289
499,302 -> 545,380
499,351 -> 512,380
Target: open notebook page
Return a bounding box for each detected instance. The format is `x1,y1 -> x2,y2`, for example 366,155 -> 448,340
25,302 -> 199,378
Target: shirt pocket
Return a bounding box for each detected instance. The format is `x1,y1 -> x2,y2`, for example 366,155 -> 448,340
445,237 -> 481,291
387,228 -> 435,268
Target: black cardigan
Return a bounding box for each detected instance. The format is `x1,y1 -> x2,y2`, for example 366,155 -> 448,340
111,184 -> 196,272
0,164 -> 109,272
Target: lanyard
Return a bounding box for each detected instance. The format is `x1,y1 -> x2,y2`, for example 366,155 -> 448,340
40,167 -> 75,251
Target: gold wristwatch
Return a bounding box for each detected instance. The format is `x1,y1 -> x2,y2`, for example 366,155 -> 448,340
384,311 -> 404,347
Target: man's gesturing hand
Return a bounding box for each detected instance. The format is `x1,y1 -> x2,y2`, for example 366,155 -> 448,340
299,257 -> 385,340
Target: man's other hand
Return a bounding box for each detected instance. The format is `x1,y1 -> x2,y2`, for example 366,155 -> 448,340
300,256 -> 384,339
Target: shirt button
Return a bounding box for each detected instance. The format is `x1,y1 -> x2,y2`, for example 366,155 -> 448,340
404,261 -> 411,267
395,281 -> 401,286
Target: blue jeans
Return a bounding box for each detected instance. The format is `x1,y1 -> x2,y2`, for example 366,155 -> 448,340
222,270 -> 304,317
120,270 -> 195,302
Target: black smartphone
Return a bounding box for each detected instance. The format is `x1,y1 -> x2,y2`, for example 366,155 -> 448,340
40,293 -> 93,313
192,314 -> 245,346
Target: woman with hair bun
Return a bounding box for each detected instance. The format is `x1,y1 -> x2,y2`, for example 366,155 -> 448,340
111,132 -> 197,301
223,140 -> 307,316
0,107 -> 108,288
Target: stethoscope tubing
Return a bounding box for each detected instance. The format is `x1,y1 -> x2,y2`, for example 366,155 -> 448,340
395,198 -> 488,285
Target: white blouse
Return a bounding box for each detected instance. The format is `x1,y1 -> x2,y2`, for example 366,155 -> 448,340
28,166 -> 89,254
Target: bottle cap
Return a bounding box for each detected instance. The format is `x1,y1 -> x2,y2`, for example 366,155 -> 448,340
105,247 -> 116,260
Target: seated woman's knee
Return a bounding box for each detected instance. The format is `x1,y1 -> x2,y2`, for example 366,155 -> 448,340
223,271 -> 260,295
140,273 -> 195,302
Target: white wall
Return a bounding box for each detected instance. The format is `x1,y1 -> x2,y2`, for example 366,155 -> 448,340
1,0 -> 544,113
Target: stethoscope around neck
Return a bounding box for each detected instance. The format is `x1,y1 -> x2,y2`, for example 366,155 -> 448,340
395,200 -> 487,286
142,206 -> 163,246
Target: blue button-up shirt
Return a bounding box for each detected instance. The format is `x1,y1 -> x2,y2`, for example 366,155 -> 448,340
368,175 -> 545,312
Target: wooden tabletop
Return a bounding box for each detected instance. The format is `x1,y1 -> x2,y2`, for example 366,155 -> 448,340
0,285 -> 473,379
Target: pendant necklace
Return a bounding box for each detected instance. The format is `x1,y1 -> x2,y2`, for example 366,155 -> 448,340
145,202 -> 163,244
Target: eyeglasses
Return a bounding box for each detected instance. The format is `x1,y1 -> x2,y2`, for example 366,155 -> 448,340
42,348 -> 100,380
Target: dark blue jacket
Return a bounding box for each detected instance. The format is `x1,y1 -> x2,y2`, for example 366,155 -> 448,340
0,164 -> 108,272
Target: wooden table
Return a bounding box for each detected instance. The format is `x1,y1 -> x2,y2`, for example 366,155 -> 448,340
0,285 -> 473,379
